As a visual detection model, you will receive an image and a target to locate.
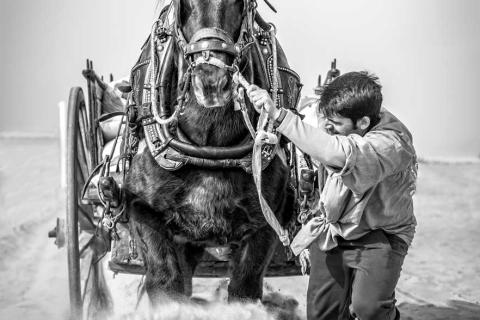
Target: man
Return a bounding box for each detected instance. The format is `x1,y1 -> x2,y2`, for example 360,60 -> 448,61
247,71 -> 417,320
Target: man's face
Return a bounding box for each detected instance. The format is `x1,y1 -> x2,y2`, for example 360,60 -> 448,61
321,112 -> 362,136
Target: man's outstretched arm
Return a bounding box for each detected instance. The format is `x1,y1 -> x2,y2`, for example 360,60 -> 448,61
276,111 -> 347,170
246,85 -> 346,169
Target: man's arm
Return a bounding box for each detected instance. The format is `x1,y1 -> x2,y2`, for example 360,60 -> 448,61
276,111 -> 347,170
280,109 -> 415,194
246,85 -> 347,169
246,86 -> 415,194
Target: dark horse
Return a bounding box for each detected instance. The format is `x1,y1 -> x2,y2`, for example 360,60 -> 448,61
124,0 -> 301,305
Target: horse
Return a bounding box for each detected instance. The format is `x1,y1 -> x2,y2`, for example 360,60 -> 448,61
124,0 -> 302,305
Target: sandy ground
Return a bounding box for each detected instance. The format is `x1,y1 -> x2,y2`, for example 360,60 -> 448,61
0,137 -> 479,319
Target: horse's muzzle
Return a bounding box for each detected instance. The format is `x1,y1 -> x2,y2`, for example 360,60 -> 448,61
191,64 -> 233,108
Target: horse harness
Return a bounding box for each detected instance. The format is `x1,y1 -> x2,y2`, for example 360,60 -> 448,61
125,0 -> 301,174
117,0 -> 302,245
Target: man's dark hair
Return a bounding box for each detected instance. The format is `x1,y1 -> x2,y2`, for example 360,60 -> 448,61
319,71 -> 383,129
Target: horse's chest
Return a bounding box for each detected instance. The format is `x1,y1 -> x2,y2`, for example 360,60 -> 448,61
182,174 -> 240,215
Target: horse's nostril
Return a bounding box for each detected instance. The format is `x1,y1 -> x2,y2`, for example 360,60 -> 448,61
192,74 -> 204,92
223,81 -> 230,92
219,75 -> 230,92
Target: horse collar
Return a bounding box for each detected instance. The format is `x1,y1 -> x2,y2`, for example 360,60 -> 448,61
131,1 -> 289,173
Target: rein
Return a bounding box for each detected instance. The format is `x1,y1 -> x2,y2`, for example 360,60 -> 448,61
233,71 -> 289,246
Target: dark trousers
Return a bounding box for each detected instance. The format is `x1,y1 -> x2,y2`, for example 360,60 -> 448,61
307,230 -> 409,320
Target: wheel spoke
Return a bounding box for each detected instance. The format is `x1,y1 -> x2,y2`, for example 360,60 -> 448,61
96,126 -> 104,165
78,204 -> 96,230
80,249 -> 94,303
75,156 -> 87,188
83,103 -> 98,168
78,106 -> 93,171
75,135 -> 90,200
67,86 -> 115,320
79,233 -> 96,257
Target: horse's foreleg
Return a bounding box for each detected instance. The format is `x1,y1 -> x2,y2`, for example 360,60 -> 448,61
127,200 -> 185,305
136,223 -> 185,304
228,225 -> 278,302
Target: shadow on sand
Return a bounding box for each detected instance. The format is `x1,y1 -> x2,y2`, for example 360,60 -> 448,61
399,300 -> 480,320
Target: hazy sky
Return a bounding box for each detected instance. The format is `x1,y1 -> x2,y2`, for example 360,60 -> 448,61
1,0 -> 479,158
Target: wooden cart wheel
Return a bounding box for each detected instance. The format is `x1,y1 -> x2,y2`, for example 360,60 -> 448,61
66,87 -> 112,319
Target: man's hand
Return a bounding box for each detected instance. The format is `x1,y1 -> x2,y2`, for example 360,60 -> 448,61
246,85 -> 281,120
299,249 -> 311,275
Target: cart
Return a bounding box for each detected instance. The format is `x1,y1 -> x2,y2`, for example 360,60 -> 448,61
47,59 -> 313,319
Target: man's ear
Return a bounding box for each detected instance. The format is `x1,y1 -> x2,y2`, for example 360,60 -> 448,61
356,116 -> 371,131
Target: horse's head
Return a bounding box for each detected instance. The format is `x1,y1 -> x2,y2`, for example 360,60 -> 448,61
177,0 -> 247,108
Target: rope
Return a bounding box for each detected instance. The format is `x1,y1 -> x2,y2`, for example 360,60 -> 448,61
234,87 -> 256,139
253,23 -> 289,245
252,132 -> 288,246
232,71 -> 289,246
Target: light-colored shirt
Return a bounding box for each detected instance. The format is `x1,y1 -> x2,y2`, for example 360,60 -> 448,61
277,108 -> 417,253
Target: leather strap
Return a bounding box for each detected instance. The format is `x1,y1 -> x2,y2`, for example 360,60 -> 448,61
190,27 -> 234,44
274,108 -> 288,127
185,39 -> 239,56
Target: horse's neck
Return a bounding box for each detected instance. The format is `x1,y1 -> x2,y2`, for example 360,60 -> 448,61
178,98 -> 249,147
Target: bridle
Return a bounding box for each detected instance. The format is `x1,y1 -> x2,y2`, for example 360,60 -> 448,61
178,27 -> 244,73
147,0 -> 258,127
174,0 -> 256,74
